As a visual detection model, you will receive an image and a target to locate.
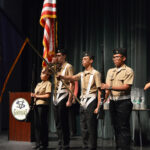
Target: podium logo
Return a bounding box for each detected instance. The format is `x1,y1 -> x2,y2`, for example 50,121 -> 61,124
11,98 -> 30,120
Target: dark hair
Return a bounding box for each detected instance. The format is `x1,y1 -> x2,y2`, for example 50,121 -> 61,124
42,67 -> 52,76
90,56 -> 94,60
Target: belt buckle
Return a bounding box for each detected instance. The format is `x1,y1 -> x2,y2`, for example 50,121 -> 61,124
53,97 -> 58,105
53,100 -> 58,105
112,96 -> 119,101
81,99 -> 86,109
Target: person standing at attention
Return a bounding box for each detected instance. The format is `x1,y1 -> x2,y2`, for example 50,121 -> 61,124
53,49 -> 74,150
59,52 -> 102,150
101,48 -> 134,150
31,67 -> 52,150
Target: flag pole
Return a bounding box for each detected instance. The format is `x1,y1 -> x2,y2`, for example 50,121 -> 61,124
53,18 -> 57,100
27,41 -> 81,105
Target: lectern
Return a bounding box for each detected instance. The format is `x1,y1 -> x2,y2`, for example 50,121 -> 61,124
9,92 -> 31,141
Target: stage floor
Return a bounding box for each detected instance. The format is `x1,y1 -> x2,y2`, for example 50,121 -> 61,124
0,131 -> 150,150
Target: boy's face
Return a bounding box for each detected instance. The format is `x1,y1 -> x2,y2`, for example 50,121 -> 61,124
82,56 -> 93,68
56,53 -> 66,64
112,54 -> 126,67
52,56 -> 58,64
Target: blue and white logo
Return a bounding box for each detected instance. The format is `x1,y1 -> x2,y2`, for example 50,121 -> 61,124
11,98 -> 30,120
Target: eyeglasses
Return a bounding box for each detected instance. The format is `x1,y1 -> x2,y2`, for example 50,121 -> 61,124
112,56 -> 123,59
56,54 -> 62,57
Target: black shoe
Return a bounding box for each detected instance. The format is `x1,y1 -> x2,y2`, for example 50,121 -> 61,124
82,147 -> 88,150
40,146 -> 48,150
56,147 -> 62,150
32,145 -> 40,149
62,145 -> 70,150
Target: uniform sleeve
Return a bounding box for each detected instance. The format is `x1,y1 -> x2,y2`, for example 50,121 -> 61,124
95,71 -> 101,88
66,64 -> 74,76
124,69 -> 134,85
45,81 -> 51,93
73,72 -> 81,80
34,83 -> 40,94
106,69 -> 112,85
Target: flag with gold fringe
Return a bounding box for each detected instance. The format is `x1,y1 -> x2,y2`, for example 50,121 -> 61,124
40,0 -> 57,67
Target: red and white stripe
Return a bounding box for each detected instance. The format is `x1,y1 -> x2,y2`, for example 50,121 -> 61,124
40,0 -> 56,66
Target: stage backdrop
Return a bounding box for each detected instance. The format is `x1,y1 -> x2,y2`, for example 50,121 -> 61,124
56,0 -> 150,140
1,0 -> 150,142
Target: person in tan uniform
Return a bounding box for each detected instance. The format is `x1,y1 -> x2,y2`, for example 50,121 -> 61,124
31,67 -> 52,150
144,82 -> 150,90
101,48 -> 134,150
53,49 -> 74,150
59,52 -> 102,150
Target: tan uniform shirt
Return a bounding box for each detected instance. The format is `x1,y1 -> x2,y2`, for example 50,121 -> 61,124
35,80 -> 51,105
74,67 -> 101,95
106,64 -> 134,97
56,62 -> 74,90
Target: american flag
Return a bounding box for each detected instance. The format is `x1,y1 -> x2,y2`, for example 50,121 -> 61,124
40,0 -> 57,66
